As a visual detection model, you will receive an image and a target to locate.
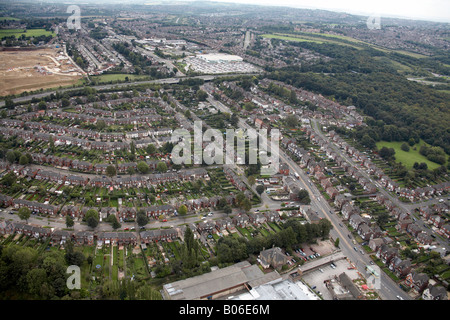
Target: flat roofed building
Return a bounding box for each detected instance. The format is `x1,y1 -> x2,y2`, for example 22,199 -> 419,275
162,261 -> 280,300
197,53 -> 243,63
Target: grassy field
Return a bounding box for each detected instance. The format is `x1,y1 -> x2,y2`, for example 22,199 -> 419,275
261,32 -> 428,58
376,139 -> 445,170
0,28 -> 54,39
262,33 -> 325,44
0,17 -> 21,21
91,73 -> 149,83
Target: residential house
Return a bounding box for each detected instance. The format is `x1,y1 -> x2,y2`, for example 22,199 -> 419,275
349,214 -> 365,231
405,271 -> 429,293
376,244 -> 398,265
422,285 -> 448,300
258,247 -> 289,270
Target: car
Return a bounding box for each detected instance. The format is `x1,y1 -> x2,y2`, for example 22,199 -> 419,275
354,246 -> 358,251
439,199 -> 444,203
140,226 -> 146,230
339,223 -> 343,227
319,268 -> 324,273
396,295 -> 404,300
208,212 -> 213,216
315,253 -> 320,257
348,234 -> 352,239
201,216 -> 206,219
370,261 -> 374,265
131,227 -> 135,230
124,228 -> 129,231
330,264 -> 336,269
162,219 -> 167,222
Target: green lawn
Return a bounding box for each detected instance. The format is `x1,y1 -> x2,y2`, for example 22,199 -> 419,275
376,139 -> 445,170
262,33 -> 324,44
0,28 -> 54,39
91,73 -> 149,83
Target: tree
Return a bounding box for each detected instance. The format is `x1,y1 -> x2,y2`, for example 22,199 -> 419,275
106,165 -> 117,178
5,97 -> 14,109
223,205 -> 232,215
6,150 -> 16,163
130,141 -> 136,161
38,101 -> 47,110
178,204 -> 188,216
87,216 -> 98,228
240,198 -> 252,212
85,209 -> 99,228
297,189 -> 311,204
146,144 -> 157,154
379,146 -> 395,160
361,134 -> 376,149
65,215 -> 74,229
18,207 -> 31,223
137,161 -> 149,174
256,184 -> 265,196
289,89 -> 298,104
49,136 -> 55,153
401,143 -> 410,152
334,237 -> 340,248
136,210 -> 149,227
96,120 -> 106,131
156,161 -> 167,173
285,115 -> 297,128
180,227 -> 200,269
196,89 -> 208,101
61,98 -> 70,108
111,216 -> 121,230
247,175 -> 256,186
19,155 -> 29,165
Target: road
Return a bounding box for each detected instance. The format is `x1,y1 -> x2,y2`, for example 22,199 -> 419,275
311,119 -> 449,252
237,117 -> 409,300
0,73 -> 259,108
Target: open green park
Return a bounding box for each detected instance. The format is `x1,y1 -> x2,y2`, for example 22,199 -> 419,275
0,28 -> 54,39
376,139 -> 446,170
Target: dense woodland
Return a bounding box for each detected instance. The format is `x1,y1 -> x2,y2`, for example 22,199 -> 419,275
268,42 -> 450,155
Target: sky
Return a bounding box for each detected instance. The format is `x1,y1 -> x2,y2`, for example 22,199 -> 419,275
211,0 -> 450,22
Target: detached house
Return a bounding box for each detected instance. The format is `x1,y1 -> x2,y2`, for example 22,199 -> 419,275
405,271 -> 429,293
376,244 -> 398,265
258,247 -> 289,270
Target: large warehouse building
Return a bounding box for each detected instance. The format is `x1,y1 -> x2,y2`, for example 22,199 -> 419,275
197,53 -> 244,63
162,261 -> 280,300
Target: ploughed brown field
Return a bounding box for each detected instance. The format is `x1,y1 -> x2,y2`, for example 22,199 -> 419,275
0,47 -> 83,96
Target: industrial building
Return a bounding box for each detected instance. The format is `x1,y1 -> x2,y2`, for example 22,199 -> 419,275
162,261 -> 280,300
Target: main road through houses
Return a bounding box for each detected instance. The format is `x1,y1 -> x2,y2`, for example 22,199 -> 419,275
0,73 -> 260,108
237,117 -> 410,300
311,119 -> 449,253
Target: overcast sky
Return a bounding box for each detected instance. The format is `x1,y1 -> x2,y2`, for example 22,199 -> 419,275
213,0 -> 450,22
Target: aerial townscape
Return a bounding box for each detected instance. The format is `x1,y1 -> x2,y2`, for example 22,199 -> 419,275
0,0 -> 449,305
